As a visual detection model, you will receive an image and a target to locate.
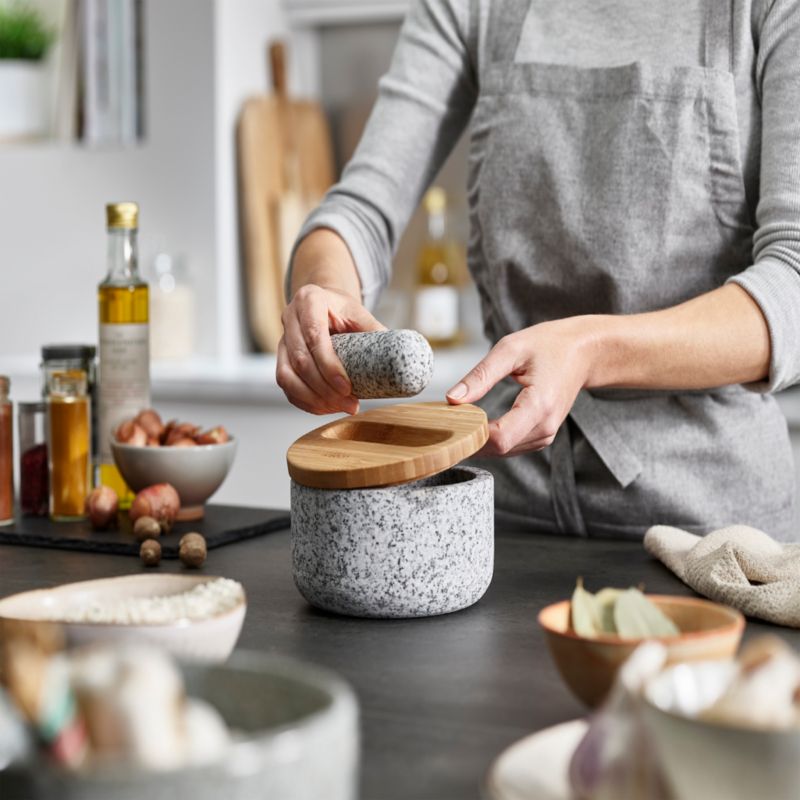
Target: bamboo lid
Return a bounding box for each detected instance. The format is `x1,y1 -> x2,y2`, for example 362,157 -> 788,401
287,401 -> 488,490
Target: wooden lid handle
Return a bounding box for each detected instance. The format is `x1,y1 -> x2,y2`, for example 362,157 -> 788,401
270,41 -> 287,98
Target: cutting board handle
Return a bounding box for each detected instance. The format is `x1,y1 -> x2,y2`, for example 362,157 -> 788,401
270,40 -> 287,99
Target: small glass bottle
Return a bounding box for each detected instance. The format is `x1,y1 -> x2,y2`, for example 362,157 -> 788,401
0,376 -> 13,526
412,187 -> 465,348
98,202 -> 150,509
149,253 -> 195,361
18,401 -> 48,516
41,345 -> 97,481
47,370 -> 91,521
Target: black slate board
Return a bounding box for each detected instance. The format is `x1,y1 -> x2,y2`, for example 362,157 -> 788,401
0,505 -> 290,558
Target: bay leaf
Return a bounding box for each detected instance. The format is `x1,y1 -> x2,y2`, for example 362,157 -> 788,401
595,588 -> 624,634
613,588 -> 680,639
571,578 -> 601,637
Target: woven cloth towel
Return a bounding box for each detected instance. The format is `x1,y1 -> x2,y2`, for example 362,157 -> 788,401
644,524 -> 800,628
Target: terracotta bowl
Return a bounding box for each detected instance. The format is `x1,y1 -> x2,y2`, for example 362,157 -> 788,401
111,438 -> 237,520
538,595 -> 745,708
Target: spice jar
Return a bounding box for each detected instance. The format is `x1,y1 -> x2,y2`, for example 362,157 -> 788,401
41,345 -> 97,479
0,376 -> 13,526
18,401 -> 48,516
47,370 -> 91,521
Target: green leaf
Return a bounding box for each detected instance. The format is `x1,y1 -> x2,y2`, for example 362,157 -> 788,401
570,577 -> 601,637
0,2 -> 55,61
613,588 -> 680,639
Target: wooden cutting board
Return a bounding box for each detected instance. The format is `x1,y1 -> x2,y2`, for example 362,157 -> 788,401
237,42 -> 335,352
287,402 -> 489,489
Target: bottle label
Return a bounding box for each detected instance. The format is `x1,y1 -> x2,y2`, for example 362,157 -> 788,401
98,323 -> 150,462
413,286 -> 459,341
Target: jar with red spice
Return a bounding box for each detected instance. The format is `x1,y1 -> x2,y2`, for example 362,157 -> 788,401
18,401 -> 48,516
0,376 -> 13,525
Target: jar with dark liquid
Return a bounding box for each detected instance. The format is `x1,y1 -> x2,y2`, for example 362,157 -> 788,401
18,401 -> 48,516
0,376 -> 13,525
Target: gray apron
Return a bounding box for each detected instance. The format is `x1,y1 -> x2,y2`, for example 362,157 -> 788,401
467,0 -> 796,540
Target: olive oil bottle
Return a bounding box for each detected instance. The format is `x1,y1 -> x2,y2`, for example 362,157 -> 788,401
97,202 -> 149,507
412,187 -> 464,347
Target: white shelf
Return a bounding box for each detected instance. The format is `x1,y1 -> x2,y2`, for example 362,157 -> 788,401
284,0 -> 409,25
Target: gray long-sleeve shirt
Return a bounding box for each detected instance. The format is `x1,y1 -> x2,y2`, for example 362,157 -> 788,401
292,0 -> 800,392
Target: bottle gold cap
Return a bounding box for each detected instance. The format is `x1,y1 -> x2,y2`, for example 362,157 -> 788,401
423,187 -> 447,214
106,202 -> 139,230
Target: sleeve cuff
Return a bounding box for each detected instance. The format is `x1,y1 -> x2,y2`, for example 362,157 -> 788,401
285,209 -> 386,312
727,257 -> 800,393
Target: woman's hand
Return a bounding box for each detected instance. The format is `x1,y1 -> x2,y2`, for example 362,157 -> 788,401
277,283 -> 384,415
446,319 -> 594,456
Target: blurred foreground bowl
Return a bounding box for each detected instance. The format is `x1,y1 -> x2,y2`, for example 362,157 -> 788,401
644,660 -> 800,800
0,653 -> 359,800
538,594 -> 744,707
111,438 -> 237,520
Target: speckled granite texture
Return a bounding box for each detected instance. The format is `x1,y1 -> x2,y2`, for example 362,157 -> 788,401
291,466 -> 494,618
331,329 -> 434,399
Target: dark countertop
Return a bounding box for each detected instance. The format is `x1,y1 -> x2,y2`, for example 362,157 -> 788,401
2,511 -> 799,800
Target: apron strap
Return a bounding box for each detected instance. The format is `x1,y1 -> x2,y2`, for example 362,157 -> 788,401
704,0 -> 733,72
549,391 -> 644,536
570,391 -> 643,489
551,419 -> 587,537
488,0 -> 531,64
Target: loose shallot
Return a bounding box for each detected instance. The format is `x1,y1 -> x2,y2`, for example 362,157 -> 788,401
85,486 -> 119,530
130,483 -> 180,533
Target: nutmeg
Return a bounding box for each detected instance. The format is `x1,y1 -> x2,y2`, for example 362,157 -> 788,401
140,539 -> 162,567
179,533 -> 207,568
133,515 -> 161,542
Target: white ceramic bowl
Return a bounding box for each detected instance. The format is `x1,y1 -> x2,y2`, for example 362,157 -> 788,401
2,654 -> 359,800
111,438 -> 237,520
644,660 -> 800,800
0,574 -> 246,662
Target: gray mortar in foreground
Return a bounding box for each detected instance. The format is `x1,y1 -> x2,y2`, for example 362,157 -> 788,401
291,466 -> 494,618
331,329 -> 434,399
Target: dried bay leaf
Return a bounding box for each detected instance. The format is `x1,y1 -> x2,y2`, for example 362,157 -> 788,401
595,588 -> 624,634
571,577 -> 601,637
613,588 -> 680,639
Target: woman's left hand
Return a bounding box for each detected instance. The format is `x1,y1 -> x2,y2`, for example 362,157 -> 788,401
446,318 -> 594,457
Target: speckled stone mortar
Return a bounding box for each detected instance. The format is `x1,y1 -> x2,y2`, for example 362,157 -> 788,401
331,329 -> 434,398
291,466 -> 494,618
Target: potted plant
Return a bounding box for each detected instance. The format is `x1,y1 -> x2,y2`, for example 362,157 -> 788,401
0,1 -> 54,140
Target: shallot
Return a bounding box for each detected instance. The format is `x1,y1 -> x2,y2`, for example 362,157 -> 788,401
130,484 -> 180,533
85,486 -> 119,530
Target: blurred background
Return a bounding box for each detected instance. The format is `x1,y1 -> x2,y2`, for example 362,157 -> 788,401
1,0 -> 799,515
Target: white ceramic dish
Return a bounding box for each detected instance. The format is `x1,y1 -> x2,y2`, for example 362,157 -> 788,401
2,654 -> 359,800
484,720 -> 587,800
644,660 -> 800,800
0,574 -> 246,662
111,438 -> 237,520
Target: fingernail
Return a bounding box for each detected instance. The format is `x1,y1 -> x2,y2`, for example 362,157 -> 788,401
334,375 -> 350,395
447,382 -> 467,400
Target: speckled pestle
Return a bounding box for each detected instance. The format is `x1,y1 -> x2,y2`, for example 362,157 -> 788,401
291,466 -> 494,618
331,329 -> 434,399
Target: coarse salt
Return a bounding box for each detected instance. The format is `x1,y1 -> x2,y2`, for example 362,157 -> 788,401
50,578 -> 245,625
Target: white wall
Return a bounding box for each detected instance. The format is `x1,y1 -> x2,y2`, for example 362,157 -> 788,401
0,0 -> 219,358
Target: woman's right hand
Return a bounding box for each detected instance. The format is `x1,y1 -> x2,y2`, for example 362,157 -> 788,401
276,283 -> 384,415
